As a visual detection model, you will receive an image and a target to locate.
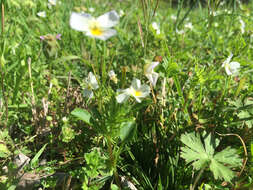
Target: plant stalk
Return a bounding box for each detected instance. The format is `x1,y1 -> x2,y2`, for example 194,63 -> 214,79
191,167 -> 205,190
107,136 -> 121,188
1,2 -> 4,34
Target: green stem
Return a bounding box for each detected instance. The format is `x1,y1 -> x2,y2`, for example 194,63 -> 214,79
221,76 -> 231,100
1,2 -> 4,34
107,136 -> 121,188
190,167 -> 205,190
101,42 -> 106,85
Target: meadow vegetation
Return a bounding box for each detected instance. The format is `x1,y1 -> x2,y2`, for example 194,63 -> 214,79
0,0 -> 253,189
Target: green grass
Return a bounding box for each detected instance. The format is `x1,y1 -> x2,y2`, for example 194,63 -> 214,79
0,0 -> 253,189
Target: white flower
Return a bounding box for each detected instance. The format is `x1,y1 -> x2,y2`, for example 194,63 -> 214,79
37,11 -> 46,18
116,79 -> 150,103
119,10 -> 125,17
70,10 -> 119,40
151,22 -> 160,35
171,15 -> 177,20
185,22 -> 193,30
176,28 -> 184,35
239,19 -> 245,34
83,72 -> 99,98
108,70 -> 118,83
144,62 -> 159,87
88,7 -> 95,13
48,0 -> 57,8
222,53 -> 240,76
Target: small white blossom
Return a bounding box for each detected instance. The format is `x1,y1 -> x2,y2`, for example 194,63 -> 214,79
62,117 -> 68,122
37,11 -> 46,18
48,0 -> 57,8
108,70 -> 118,84
185,22 -> 193,30
83,72 -> 99,98
151,22 -> 160,35
119,10 -> 125,17
176,28 -> 184,35
116,79 -> 150,103
171,15 -> 177,20
239,19 -> 245,34
144,62 -> 159,87
70,10 -> 119,40
88,7 -> 95,13
222,53 -> 240,76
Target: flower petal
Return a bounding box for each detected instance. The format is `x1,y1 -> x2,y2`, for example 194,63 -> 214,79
70,12 -> 92,32
83,89 -> 93,99
133,97 -> 142,103
229,61 -> 240,75
146,72 -> 159,87
88,72 -> 99,90
225,66 -> 232,75
131,78 -> 141,89
151,62 -> 159,70
139,84 -> 150,97
116,93 -> 130,103
222,53 -> 233,67
97,10 -> 119,28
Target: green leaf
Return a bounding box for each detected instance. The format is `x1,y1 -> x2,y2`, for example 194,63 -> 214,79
71,108 -> 91,125
0,144 -> 11,158
181,132 -> 242,182
210,159 -> 234,182
31,143 -> 47,168
119,121 -> 136,143
8,185 -> 17,190
181,133 -> 208,169
251,142 -> 253,162
111,184 -> 119,190
213,147 -> 242,167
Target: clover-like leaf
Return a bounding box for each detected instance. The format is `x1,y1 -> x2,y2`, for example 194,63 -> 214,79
181,132 -> 242,182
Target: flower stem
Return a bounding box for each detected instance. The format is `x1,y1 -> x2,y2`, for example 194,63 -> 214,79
107,136 -> 121,188
190,167 -> 205,190
101,41 -> 107,85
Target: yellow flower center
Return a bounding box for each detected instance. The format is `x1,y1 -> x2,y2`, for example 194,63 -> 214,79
134,90 -> 142,97
91,27 -> 103,36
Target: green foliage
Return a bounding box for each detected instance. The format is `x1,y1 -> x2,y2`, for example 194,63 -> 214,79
82,148 -> 112,189
1,0 -> 253,189
61,123 -> 76,143
181,132 -> 242,182
71,108 -> 92,125
0,129 -> 12,158
119,121 -> 136,143
31,143 -> 48,168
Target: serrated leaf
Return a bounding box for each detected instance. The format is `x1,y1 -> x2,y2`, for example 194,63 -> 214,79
181,133 -> 209,170
203,132 -> 218,157
71,108 -> 91,125
181,132 -> 242,182
181,133 -> 206,154
210,159 -> 234,182
213,147 -> 242,167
